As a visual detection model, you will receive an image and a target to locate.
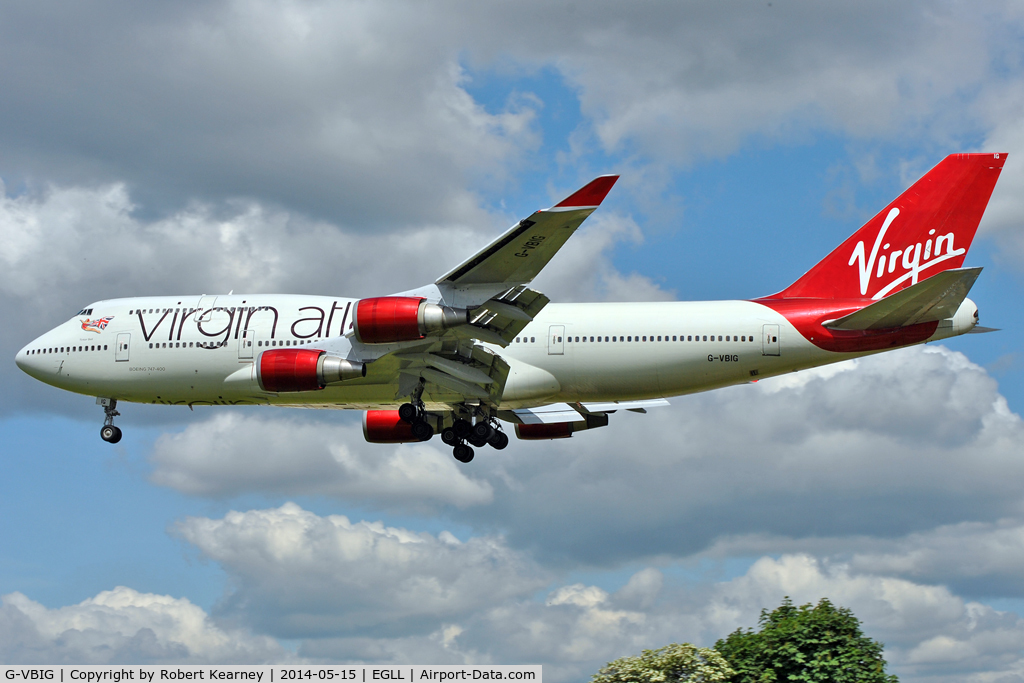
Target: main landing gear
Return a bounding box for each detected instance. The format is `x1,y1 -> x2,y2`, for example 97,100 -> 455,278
397,401 -> 435,441
439,416 -> 508,463
97,397 -> 122,444
397,401 -> 508,464
399,379 -> 506,464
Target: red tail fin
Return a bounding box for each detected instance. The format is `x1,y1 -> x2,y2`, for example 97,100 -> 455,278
775,153 -> 1006,300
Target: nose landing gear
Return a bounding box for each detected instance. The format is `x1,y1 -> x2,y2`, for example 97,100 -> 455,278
97,397 -> 122,443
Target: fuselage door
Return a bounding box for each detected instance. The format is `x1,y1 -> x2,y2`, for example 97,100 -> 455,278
115,333 -> 131,362
194,295 -> 218,322
548,325 -> 565,355
239,329 -> 254,360
762,324 -> 780,356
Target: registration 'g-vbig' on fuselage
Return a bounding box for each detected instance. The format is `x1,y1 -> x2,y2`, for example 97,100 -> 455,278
17,154 -> 1007,463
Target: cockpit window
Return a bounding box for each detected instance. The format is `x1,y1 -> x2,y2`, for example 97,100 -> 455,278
76,308 -> 95,316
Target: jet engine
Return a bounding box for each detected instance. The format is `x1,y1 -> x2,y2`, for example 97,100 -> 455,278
363,409 -> 431,443
257,348 -> 365,392
353,297 -> 468,344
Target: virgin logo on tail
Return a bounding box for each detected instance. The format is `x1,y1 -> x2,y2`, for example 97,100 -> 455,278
848,208 -> 966,300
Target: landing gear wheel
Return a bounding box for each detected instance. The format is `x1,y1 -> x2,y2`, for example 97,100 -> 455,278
488,430 -> 509,450
472,421 -> 495,441
97,398 -> 122,443
441,427 -> 459,446
467,434 -> 487,448
398,403 -> 419,423
100,425 -> 122,444
411,420 -> 434,441
453,418 -> 472,439
453,443 -> 475,463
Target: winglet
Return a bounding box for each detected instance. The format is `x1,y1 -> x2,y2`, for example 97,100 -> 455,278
553,175 -> 619,209
435,174 -> 621,296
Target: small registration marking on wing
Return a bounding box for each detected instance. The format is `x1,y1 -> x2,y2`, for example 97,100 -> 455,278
514,235 -> 546,258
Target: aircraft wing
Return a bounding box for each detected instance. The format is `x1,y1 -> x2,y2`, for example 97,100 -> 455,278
365,177 -> 618,407
507,399 -> 671,424
437,175 -> 619,289
824,267 -> 982,331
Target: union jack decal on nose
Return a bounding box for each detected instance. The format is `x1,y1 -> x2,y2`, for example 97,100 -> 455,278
81,316 -> 113,333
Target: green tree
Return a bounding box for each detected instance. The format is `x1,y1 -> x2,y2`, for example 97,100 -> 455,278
592,642 -> 734,683
714,597 -> 898,683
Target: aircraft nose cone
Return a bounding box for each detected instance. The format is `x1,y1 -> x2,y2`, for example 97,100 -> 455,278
15,345 -> 32,374
15,340 -> 45,377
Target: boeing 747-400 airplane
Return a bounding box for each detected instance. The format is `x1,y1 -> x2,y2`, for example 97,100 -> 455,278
17,153 -> 1006,463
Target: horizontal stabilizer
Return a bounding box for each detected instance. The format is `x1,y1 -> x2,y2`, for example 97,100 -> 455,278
967,326 -> 1000,334
824,267 -> 981,331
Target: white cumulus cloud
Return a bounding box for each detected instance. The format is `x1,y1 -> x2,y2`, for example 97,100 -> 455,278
0,587 -> 286,664
175,503 -> 551,638
150,412 -> 493,509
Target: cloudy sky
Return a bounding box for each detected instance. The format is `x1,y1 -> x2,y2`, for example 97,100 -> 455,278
3,0 -> 1024,679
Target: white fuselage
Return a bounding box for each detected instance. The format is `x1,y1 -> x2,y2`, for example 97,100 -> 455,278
15,294 -> 977,411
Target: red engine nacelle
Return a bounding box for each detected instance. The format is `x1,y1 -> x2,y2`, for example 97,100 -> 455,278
257,349 -> 365,392
363,410 -> 427,443
515,422 -> 575,440
353,297 -> 467,344
259,348 -> 323,392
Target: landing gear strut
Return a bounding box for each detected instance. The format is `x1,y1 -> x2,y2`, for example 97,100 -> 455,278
97,397 -> 122,444
398,379 -> 434,440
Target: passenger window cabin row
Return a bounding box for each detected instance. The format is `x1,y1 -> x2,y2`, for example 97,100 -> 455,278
33,333 -> 755,354
146,338 -> 320,349
150,341 -> 226,349
129,306 -> 263,315
28,345 -> 107,355
513,334 -> 757,343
